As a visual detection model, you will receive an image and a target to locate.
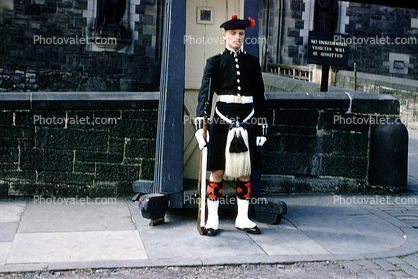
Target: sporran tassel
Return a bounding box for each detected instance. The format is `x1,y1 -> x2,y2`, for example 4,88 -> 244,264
224,124 -> 251,180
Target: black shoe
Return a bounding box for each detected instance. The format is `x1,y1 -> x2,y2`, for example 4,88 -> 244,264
236,226 -> 261,234
203,228 -> 219,236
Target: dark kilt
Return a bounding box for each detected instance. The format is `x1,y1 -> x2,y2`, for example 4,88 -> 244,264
207,102 -> 262,172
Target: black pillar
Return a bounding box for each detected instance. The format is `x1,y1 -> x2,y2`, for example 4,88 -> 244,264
153,0 -> 186,207
244,0 -> 262,197
244,0 -> 260,58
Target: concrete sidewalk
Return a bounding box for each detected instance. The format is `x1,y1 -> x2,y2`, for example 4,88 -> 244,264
0,129 -> 417,274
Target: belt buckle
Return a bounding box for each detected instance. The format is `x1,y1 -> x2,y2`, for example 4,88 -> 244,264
234,95 -> 243,104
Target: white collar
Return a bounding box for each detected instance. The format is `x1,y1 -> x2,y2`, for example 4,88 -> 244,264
226,46 -> 241,55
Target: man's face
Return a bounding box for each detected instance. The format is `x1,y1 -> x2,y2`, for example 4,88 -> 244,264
223,29 -> 245,51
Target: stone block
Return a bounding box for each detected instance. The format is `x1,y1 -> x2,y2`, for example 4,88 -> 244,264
139,14 -> 153,25
0,182 -> 9,198
74,17 -> 86,28
38,171 -> 94,185
0,111 -> 13,125
96,164 -> 140,181
261,175 -> 295,194
73,161 -> 95,173
109,119 -> 157,139
1,126 -> 35,138
0,139 -> 18,163
270,124 -> 317,136
262,134 -> 283,151
0,170 -> 37,181
262,151 -> 319,177
73,0 -> 87,10
281,135 -> 318,154
36,127 -> 108,151
94,110 -> 122,119
89,181 -> 117,197
108,137 -> 125,153
319,155 -> 367,178
274,109 -> 319,127
135,4 -> 144,14
121,109 -> 158,120
20,149 -> 73,171
318,112 -> 369,133
332,131 -> 368,156
125,138 -> 156,158
75,150 -> 123,163
140,158 -> 155,180
315,135 -> 334,154
116,181 -> 135,196
293,176 -> 362,192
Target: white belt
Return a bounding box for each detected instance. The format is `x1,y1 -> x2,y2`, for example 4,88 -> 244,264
217,95 -> 253,104
215,107 -> 254,124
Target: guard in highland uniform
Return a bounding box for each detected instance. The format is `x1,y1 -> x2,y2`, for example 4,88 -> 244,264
195,14 -> 268,236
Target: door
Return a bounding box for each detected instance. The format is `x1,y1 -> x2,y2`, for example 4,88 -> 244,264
183,0 -> 244,180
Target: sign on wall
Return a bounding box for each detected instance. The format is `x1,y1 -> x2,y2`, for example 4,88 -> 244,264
307,31 -> 350,67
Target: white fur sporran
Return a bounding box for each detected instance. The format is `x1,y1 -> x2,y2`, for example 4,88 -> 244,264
224,123 -> 251,180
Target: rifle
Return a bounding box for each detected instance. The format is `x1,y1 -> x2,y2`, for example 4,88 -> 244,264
197,117 -> 208,235
197,78 -> 211,235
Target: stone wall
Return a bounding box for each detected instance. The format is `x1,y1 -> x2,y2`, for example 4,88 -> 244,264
0,0 -> 162,92
261,91 -> 401,194
0,92 -> 158,197
259,0 -> 305,66
345,3 -> 418,79
336,70 -> 418,129
260,73 -> 404,194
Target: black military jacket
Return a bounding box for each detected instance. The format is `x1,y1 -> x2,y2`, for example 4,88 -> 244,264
196,48 -> 267,120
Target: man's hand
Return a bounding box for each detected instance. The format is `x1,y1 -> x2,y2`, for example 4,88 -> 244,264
195,117 -> 209,150
195,129 -> 209,149
256,136 -> 267,147
256,123 -> 268,146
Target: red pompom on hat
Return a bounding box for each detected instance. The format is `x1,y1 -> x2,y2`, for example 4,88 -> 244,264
220,14 -> 256,30
248,17 -> 255,28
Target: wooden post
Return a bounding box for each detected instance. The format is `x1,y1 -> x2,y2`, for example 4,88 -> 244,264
153,0 -> 186,207
354,63 -> 357,91
320,65 -> 329,92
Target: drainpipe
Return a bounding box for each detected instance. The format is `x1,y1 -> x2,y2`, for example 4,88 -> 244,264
263,0 -> 270,72
277,0 -> 284,64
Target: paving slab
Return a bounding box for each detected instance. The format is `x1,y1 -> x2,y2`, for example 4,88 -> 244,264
6,231 -> 147,264
5,198 -> 147,267
0,200 -> 27,223
0,222 -> 19,242
277,195 -> 407,255
0,243 -> 12,265
130,205 -> 267,261
18,198 -> 133,233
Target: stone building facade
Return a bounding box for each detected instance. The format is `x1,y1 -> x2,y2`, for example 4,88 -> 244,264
259,0 -> 418,80
0,0 -> 163,92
